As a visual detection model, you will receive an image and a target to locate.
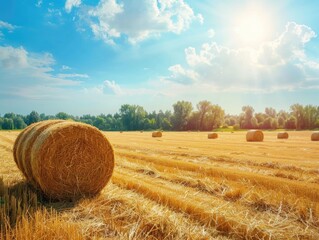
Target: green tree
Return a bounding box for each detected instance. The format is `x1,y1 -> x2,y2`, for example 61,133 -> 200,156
240,106 -> 254,129
197,100 -> 212,130
171,101 -> 193,131
265,107 -> 276,118
209,105 -> 225,129
2,118 -> 14,129
285,116 -> 297,129
119,104 -> 147,130
93,116 -> 108,130
261,117 -> 272,129
26,111 -> 40,125
13,116 -> 27,129
56,112 -> 71,120
290,104 -> 304,129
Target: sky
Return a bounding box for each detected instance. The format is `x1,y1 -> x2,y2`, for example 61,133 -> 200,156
0,0 -> 319,116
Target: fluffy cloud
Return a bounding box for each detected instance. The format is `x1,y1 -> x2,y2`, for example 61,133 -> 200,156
83,0 -> 202,44
104,80 -> 124,95
164,22 -> 319,92
0,46 -> 84,99
65,0 -> 82,13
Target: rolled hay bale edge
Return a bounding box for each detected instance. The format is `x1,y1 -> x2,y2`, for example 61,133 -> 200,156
277,132 -> 289,139
13,120 -> 115,200
246,130 -> 264,142
20,120 -> 65,187
311,131 -> 319,141
208,133 -> 218,139
152,131 -> 162,137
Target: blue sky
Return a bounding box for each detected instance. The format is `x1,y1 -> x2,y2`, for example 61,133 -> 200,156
0,0 -> 319,115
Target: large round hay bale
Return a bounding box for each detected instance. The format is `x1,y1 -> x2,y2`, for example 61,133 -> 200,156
277,132 -> 289,139
208,133 -> 218,139
246,130 -> 264,142
152,131 -> 162,137
311,132 -> 319,141
13,120 -> 114,200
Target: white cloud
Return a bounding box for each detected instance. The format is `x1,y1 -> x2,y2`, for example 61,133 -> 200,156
0,20 -> 16,31
83,0 -> 202,44
162,22 -> 319,92
207,29 -> 215,38
0,45 -> 85,99
36,0 -> 43,8
65,0 -> 82,13
167,64 -> 198,84
0,20 -> 17,39
61,65 -> 71,70
57,73 -> 89,78
104,80 -> 124,95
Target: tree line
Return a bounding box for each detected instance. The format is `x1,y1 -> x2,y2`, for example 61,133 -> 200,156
1,101 -> 318,131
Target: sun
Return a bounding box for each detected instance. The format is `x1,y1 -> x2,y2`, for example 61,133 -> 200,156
234,9 -> 271,47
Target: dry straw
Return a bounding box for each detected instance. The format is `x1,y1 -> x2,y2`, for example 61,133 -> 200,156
152,131 -> 162,137
277,132 -> 289,139
246,130 -> 264,142
207,133 -> 218,139
311,131 -> 319,141
13,120 -> 114,200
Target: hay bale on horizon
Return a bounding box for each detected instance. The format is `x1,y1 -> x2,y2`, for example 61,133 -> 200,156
13,120 -> 114,200
246,130 -> 264,142
311,132 -> 319,141
152,131 -> 162,137
208,133 -> 218,139
277,132 -> 289,139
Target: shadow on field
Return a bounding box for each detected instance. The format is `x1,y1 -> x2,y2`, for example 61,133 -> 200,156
0,178 -> 79,229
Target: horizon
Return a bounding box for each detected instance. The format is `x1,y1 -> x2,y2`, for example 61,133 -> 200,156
1,0 -> 319,116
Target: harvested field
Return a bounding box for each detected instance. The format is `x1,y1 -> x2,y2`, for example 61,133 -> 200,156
1,130 -> 319,239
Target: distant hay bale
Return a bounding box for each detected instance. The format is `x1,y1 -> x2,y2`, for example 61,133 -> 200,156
152,131 -> 162,137
246,130 -> 264,142
207,133 -> 218,139
13,120 -> 114,200
277,132 -> 289,139
311,132 -> 319,141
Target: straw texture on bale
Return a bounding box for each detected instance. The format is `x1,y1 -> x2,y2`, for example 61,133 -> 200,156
152,131 -> 162,137
13,120 -> 114,200
207,133 -> 218,139
311,132 -> 319,141
277,132 -> 289,139
246,130 -> 264,142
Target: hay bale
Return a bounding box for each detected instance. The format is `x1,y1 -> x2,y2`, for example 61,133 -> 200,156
246,130 -> 264,142
311,132 -> 319,141
152,131 -> 162,137
208,133 -> 218,139
19,120 -> 64,187
13,122 -> 40,172
13,120 -> 114,200
277,132 -> 289,139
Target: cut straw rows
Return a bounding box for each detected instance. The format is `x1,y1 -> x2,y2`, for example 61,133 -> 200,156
113,171 -> 272,240
116,150 -> 319,202
113,168 -> 319,239
116,158 -> 319,228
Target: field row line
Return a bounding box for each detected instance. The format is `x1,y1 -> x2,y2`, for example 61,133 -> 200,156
115,150 -> 319,202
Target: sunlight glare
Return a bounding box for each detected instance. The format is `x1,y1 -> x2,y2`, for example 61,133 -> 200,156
234,9 -> 272,47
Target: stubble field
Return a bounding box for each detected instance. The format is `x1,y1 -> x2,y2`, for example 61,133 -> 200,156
1,130 -> 319,239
